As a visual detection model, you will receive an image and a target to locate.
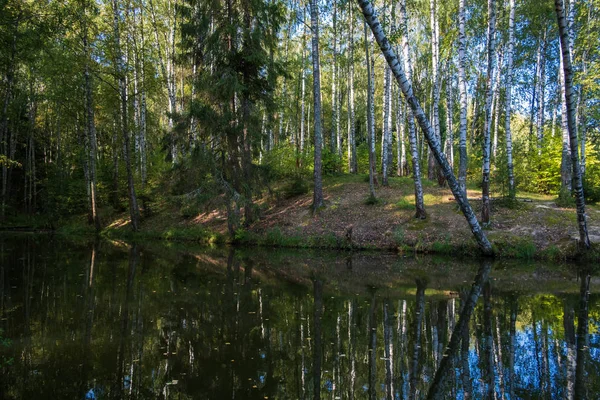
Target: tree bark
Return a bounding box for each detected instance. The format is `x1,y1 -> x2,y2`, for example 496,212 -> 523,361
112,0 -> 140,231
83,0 -> 101,231
555,0 -> 591,249
458,0 -> 468,196
399,0 -> 426,219
310,0 -> 324,210
347,1 -> 357,173
365,21 -> 377,199
481,0 -> 496,224
504,0 -> 516,198
358,0 -> 493,255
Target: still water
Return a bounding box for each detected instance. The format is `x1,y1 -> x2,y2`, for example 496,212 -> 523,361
0,236 -> 598,399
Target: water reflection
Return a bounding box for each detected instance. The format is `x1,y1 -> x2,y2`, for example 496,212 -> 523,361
0,237 -> 598,399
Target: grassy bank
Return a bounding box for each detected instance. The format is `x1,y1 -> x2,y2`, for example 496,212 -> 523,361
9,173 -> 599,262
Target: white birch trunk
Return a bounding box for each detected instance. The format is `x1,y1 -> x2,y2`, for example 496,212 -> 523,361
358,0 -> 493,255
399,0 -> 426,219
481,0 -> 496,224
458,0 -> 468,196
348,1 -> 357,173
555,0 -> 591,249
504,0 -> 516,197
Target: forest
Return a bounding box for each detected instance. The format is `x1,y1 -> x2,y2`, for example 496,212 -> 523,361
0,0 -> 599,256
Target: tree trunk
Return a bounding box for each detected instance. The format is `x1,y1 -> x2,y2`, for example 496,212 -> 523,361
149,0 -> 178,164
382,63 -> 391,186
331,0 -> 338,155
458,0 -> 468,196
504,0 -> 516,198
310,0 -> 324,211
359,0 -> 493,255
397,90 -> 407,176
481,0 -> 496,224
427,0 -> 442,185
347,1 -> 357,173
445,58 -> 454,169
83,2 -> 101,231
112,0 -> 140,231
536,29 -> 548,154
399,0 -> 426,219
365,21 -> 377,199
300,6 -> 307,153
555,0 -> 591,249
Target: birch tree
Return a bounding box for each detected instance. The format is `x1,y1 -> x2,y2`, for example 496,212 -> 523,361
554,0 -> 591,249
112,0 -> 140,231
358,0 -> 493,255
481,0 -> 497,224
365,21 -> 377,199
399,0 -> 426,219
457,0 -> 468,196
82,0 -> 100,231
347,1 -> 357,173
504,0 -> 516,198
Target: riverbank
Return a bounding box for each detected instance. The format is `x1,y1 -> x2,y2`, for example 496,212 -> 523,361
6,174 -> 599,261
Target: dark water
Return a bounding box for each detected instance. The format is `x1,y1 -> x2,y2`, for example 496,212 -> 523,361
0,236 -> 598,399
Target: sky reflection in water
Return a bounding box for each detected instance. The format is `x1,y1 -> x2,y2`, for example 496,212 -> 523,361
0,237 -> 598,399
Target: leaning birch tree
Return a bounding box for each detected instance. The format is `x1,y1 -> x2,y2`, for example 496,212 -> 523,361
357,0 -> 493,255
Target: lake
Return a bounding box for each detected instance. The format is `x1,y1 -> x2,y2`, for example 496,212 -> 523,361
0,235 -> 598,399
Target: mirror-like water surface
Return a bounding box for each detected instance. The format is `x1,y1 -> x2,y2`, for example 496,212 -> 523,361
0,236 -> 598,399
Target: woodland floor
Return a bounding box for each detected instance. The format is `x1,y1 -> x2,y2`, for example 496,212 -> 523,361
50,174 -> 600,259
247,174 -> 600,256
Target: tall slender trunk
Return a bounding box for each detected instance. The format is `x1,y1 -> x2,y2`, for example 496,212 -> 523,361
365,21 -> 377,199
491,46 -> 503,160
149,0 -> 178,164
358,0 -> 493,255
382,63 -> 391,186
397,90 -> 407,176
445,59 -> 454,168
504,0 -> 516,198
536,29 -> 548,153
300,6 -> 307,153
481,0 -> 496,224
112,0 -> 140,231
555,0 -> 590,249
458,0 -> 468,196
399,0 -> 426,219
347,1 -> 357,173
83,2 -> 100,231
428,0 -> 442,185
310,0 -> 324,210
331,0 -> 338,155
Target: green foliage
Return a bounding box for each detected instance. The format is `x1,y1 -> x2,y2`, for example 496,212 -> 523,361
493,237 -> 536,259
364,194 -> 381,205
0,328 -> 13,368
283,175 -> 309,198
396,196 -> 414,210
262,144 -> 312,179
322,148 -> 343,175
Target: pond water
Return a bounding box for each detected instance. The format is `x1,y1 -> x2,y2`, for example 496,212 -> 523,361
0,236 -> 598,399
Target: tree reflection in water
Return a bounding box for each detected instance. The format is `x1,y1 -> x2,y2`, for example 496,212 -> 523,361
0,238 -> 598,399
